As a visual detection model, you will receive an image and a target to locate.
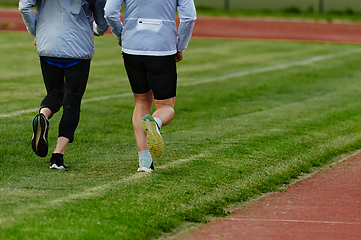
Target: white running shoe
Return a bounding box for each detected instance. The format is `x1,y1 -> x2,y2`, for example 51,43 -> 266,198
137,158 -> 154,172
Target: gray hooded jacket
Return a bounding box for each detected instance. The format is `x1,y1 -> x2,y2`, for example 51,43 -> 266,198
19,0 -> 109,60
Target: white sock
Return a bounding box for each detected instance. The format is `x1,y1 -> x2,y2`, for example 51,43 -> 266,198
138,150 -> 152,162
153,117 -> 162,129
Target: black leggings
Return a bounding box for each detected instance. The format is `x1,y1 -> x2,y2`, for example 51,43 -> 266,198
40,60 -> 91,143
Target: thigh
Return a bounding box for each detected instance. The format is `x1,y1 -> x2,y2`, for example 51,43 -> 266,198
40,61 -> 65,93
64,60 -> 91,96
123,53 -> 151,94
145,55 -> 177,100
133,91 -> 154,113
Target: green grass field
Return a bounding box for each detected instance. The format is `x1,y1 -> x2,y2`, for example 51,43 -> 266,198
2,32 -> 361,239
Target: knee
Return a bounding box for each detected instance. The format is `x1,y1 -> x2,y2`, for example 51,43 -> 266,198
154,97 -> 175,110
167,106 -> 175,117
41,91 -> 64,115
63,92 -> 82,111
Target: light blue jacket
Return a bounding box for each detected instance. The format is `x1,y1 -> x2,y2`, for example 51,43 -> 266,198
19,0 -> 109,60
105,0 -> 196,56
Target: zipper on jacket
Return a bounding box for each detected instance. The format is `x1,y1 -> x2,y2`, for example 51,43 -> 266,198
138,19 -> 162,25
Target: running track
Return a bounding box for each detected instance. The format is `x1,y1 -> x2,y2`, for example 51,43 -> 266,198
2,9 -> 361,43
176,153 -> 361,240
2,8 -> 361,240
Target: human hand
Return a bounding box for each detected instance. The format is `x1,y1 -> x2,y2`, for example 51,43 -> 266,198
175,52 -> 183,62
34,38 -> 36,46
118,39 -> 122,46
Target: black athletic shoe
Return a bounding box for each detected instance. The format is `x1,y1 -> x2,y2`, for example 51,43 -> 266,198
31,113 -> 49,157
49,153 -> 70,170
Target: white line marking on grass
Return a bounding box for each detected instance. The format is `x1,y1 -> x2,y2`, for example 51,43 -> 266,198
2,49 -> 361,118
81,93 -> 133,103
51,153 -> 204,203
0,93 -> 132,118
180,48 -> 361,86
227,218 -> 361,225
0,153 -> 205,225
0,108 -> 39,118
0,167 -> 161,224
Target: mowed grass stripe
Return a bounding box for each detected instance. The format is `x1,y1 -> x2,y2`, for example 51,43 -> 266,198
1,47 -> 360,118
0,33 -> 354,113
181,47 -> 361,86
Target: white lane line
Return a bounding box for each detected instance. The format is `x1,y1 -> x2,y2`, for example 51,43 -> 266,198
226,218 -> 361,225
1,49 -> 361,118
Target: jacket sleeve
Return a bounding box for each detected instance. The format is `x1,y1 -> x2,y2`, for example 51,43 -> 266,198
92,0 -> 109,36
177,0 -> 197,52
104,0 -> 124,40
19,0 -> 37,37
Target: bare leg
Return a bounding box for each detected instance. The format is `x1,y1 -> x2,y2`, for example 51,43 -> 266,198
133,91 -> 153,151
40,107 -> 52,120
53,137 -> 70,154
39,108 -> 69,155
153,97 -> 175,126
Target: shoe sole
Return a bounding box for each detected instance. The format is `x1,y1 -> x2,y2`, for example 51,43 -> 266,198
142,118 -> 164,158
50,164 -> 68,170
32,114 -> 48,157
137,167 -> 154,173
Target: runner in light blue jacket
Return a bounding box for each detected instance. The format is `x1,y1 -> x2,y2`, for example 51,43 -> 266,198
105,0 -> 196,56
105,0 -> 196,172
19,0 -> 109,59
19,0 -> 109,169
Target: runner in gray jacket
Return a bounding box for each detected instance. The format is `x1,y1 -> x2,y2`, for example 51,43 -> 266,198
19,0 -> 109,169
105,0 -> 196,172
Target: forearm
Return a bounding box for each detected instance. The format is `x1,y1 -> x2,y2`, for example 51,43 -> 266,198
19,0 -> 37,37
177,0 -> 197,52
92,0 -> 109,36
104,0 -> 124,40
177,20 -> 195,52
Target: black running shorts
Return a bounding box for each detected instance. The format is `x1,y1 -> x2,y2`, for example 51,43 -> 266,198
122,53 -> 177,100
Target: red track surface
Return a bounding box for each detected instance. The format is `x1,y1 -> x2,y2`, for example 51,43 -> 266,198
176,154 -> 361,240
192,16 -> 361,44
2,8 -> 361,240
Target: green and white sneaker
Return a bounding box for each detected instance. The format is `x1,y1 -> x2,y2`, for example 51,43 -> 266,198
142,114 -> 164,158
137,158 -> 154,172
